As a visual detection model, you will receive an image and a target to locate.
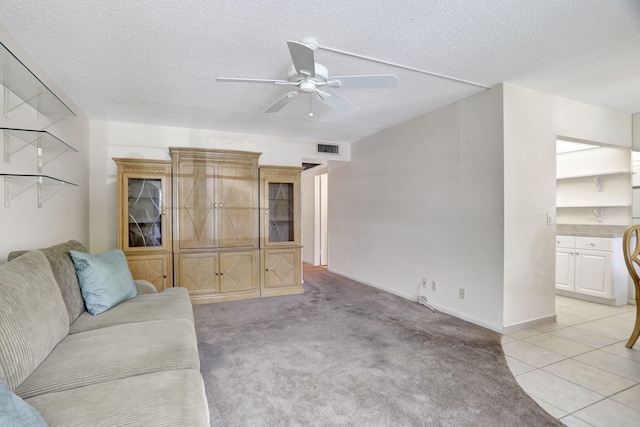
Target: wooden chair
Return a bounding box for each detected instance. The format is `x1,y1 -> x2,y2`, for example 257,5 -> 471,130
622,225 -> 640,348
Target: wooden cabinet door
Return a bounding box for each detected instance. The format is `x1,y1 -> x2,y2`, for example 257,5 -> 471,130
126,253 -> 172,292
263,248 -> 300,289
575,249 -> 612,298
176,161 -> 216,248
219,251 -> 258,293
555,248 -> 575,291
260,167 -> 302,248
177,252 -> 218,294
218,163 -> 257,248
114,158 -> 172,254
175,158 -> 257,249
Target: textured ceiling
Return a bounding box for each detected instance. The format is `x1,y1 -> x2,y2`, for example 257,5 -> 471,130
1,0 -> 639,143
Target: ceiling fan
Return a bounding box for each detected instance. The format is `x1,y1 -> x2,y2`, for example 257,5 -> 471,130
216,37 -> 399,116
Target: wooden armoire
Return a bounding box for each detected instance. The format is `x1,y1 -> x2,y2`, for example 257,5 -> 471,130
114,148 -> 303,303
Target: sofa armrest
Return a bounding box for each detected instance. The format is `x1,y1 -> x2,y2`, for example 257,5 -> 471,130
134,280 -> 158,294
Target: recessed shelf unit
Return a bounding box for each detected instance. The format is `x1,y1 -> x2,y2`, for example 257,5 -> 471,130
556,144 -> 631,225
1,41 -> 75,126
2,127 -> 78,171
1,174 -> 77,208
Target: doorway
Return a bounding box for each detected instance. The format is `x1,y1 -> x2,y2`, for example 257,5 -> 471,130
315,173 -> 328,266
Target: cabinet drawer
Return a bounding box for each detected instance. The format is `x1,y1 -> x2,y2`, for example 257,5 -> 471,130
575,237 -> 612,252
556,235 -> 575,248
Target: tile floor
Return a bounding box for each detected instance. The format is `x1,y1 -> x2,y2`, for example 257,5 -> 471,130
502,295 -> 639,426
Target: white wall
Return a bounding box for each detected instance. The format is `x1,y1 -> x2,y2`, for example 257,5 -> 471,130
502,84 -> 632,330
327,83 -> 632,333
0,27 -> 90,262
328,86 -> 506,332
633,113 -> 640,151
89,120 -> 350,253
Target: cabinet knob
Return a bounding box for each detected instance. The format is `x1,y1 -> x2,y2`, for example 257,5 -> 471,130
265,210 -> 269,215
214,203 -> 218,208
266,268 -> 269,272
215,271 -> 219,276
219,203 -> 223,208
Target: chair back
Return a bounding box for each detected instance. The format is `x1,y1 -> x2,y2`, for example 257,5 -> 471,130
623,225 -> 640,289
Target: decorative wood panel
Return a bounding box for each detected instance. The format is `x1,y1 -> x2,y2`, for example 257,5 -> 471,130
178,253 -> 218,294
263,247 -> 301,290
219,163 -> 255,248
219,251 -> 258,293
177,162 -> 216,248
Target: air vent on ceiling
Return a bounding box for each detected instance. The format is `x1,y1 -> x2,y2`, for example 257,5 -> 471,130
318,144 -> 339,154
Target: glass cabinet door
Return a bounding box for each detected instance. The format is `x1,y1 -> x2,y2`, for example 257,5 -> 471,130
260,166 -> 301,248
268,182 -> 295,243
128,178 -> 163,247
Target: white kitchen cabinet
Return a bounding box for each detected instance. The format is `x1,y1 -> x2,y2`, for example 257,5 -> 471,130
555,235 -> 628,306
555,247 -> 575,292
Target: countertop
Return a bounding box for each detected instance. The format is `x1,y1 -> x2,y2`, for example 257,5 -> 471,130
556,224 -> 629,238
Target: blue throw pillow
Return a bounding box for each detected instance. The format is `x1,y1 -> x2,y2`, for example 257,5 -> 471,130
0,381 -> 48,426
69,249 -> 138,315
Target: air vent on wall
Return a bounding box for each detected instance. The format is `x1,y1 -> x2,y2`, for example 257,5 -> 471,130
318,144 -> 339,154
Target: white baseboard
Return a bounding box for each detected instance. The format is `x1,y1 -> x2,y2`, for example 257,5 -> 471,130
327,268 -> 503,334
502,314 -> 557,335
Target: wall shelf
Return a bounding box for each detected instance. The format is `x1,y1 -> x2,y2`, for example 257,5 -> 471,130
556,204 -> 630,208
1,41 -> 75,125
1,174 -> 77,208
2,127 -> 78,171
556,171 -> 632,180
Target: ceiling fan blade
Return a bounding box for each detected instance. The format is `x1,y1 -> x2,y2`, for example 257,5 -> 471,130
316,90 -> 359,115
216,77 -> 290,85
287,41 -> 316,77
264,91 -> 299,113
326,74 -> 399,89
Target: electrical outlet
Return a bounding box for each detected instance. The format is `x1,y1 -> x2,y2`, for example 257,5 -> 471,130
459,288 -> 466,300
431,280 -> 437,291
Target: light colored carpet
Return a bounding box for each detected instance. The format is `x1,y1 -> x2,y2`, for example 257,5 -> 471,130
194,265 -> 561,426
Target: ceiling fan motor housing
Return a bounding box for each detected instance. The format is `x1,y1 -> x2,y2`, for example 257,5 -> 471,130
287,63 -> 328,84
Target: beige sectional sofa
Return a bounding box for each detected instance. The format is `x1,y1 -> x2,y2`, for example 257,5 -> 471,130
0,240 -> 210,426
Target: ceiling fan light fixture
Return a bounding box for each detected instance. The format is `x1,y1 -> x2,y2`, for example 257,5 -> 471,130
299,81 -> 317,94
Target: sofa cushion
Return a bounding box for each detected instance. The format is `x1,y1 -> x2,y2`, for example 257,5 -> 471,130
15,319 -> 199,399
0,381 -> 48,426
8,240 -> 88,324
69,249 -> 138,315
0,250 -> 69,391
27,370 -> 210,427
69,287 -> 194,334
